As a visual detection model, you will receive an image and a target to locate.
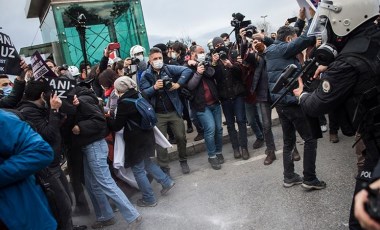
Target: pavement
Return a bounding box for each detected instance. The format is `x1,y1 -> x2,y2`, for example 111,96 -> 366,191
167,110 -> 280,159
73,111 -> 358,230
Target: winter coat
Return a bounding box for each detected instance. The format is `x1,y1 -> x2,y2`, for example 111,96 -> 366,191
187,66 -> 220,112
266,32 -> 315,106
72,86 -> 107,147
108,89 -> 155,167
0,109 -> 56,230
252,53 -> 270,102
212,62 -> 246,100
17,101 -> 62,167
139,64 -> 192,116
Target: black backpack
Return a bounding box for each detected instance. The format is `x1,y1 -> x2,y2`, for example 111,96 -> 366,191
121,93 -> 157,130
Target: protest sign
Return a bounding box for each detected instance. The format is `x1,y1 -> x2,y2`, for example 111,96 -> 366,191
31,51 -> 57,80
296,0 -> 319,19
31,51 -> 75,99
48,78 -> 76,99
0,32 -> 22,76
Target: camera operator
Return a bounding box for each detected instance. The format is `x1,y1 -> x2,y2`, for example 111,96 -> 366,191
211,36 -> 249,160
130,45 -> 148,84
240,29 -> 277,165
220,33 -> 233,50
186,45 -> 223,170
292,0 -> 380,229
139,47 -> 193,176
266,7 -> 326,190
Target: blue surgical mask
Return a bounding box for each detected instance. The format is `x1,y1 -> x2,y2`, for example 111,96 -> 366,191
2,85 -> 12,96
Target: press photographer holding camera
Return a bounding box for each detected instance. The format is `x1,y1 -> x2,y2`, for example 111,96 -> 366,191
139,47 -> 193,175
211,36 -> 249,160
240,27 -> 277,165
186,44 -> 224,170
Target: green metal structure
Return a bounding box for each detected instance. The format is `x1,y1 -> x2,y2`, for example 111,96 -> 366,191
24,0 -> 149,66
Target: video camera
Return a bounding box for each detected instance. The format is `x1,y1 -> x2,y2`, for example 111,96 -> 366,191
244,24 -> 258,38
231,13 -> 251,30
130,57 -> 140,65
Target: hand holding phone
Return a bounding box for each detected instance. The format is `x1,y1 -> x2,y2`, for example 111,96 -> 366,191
108,42 -> 120,50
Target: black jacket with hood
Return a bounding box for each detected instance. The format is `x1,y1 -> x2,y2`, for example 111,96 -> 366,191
72,86 -> 107,147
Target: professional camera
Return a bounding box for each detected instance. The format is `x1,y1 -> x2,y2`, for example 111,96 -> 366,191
218,51 -> 228,60
244,24 -> 258,38
198,60 -> 210,67
58,64 -> 69,72
162,76 -> 173,90
130,57 -> 140,65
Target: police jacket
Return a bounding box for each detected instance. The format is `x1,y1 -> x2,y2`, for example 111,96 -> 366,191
139,64 -> 192,116
212,61 -> 245,101
72,86 -> 107,147
299,22 -> 380,176
0,110 -> 56,230
17,101 -> 62,167
266,32 -> 315,106
186,65 -> 219,112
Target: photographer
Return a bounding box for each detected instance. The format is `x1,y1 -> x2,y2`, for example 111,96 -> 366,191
240,28 -> 276,165
292,0 -> 380,228
186,45 -> 224,170
211,36 -> 249,160
266,7 -> 326,190
139,47 -> 193,175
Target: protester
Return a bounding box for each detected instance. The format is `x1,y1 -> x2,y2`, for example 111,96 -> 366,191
17,78 -> 78,230
71,85 -> 142,229
0,109 -> 56,229
266,7 -> 326,189
108,76 -> 175,207
0,60 -> 27,109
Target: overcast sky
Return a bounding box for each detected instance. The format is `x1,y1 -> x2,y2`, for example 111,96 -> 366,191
0,0 -> 300,52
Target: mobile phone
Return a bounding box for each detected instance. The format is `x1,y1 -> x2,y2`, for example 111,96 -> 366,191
108,42 -> 120,50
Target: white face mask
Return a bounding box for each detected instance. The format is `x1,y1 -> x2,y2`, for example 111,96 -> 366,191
171,52 -> 178,60
246,37 -> 253,43
152,60 -> 164,69
136,54 -> 144,62
196,53 -> 206,63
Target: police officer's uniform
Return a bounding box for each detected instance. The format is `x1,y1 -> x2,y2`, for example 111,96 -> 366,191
299,21 -> 380,229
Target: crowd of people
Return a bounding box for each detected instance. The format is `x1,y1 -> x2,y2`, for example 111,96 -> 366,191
1,0 -> 380,229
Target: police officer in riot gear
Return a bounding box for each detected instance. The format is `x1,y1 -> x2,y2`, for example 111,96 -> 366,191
293,0 -> 380,229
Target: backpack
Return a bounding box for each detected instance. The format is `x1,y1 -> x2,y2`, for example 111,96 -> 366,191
122,93 -> 157,130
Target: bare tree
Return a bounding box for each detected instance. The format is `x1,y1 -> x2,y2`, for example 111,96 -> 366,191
254,21 -> 274,35
177,35 -> 193,47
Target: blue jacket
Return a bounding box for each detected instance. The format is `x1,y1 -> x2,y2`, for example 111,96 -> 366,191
139,64 -> 192,116
266,30 -> 315,106
0,110 -> 56,230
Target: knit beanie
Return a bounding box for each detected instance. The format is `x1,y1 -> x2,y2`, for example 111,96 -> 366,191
212,37 -> 224,48
114,76 -> 137,94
